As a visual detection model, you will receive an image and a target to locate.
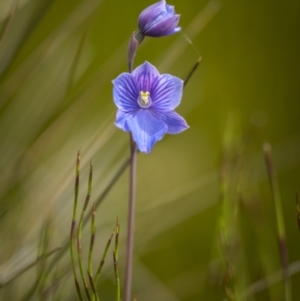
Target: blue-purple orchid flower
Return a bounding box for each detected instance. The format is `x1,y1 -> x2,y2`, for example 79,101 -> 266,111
136,0 -> 181,41
112,62 -> 189,153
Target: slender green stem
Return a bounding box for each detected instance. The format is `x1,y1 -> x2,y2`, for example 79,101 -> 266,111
114,219 -> 121,301
87,272 -> 99,301
89,202 -> 97,301
94,230 -> 115,285
124,136 -> 137,301
88,202 -> 96,279
77,161 -> 93,300
263,143 -> 292,301
70,151 -> 83,301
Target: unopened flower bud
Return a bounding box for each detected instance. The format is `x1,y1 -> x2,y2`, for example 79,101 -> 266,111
137,0 -> 181,41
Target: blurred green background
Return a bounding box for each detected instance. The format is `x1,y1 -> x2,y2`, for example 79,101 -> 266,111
0,0 -> 300,300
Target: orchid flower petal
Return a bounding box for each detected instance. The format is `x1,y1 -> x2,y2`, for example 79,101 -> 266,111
127,110 -> 167,153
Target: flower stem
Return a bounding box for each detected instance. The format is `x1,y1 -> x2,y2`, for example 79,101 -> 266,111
94,230 -> 114,285
124,134 -> 137,301
77,161 -> 93,301
70,151 -> 83,301
263,143 -> 292,301
88,203 -> 96,301
87,272 -> 99,301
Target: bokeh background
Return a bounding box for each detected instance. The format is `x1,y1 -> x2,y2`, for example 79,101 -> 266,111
0,0 -> 300,300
